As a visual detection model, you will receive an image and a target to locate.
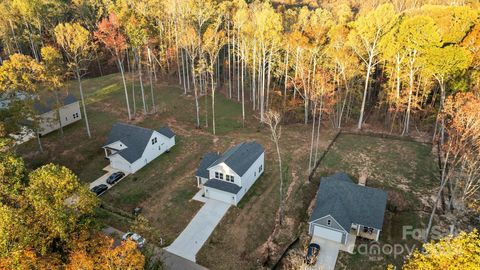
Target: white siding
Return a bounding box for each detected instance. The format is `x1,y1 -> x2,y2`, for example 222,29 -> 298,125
108,154 -> 132,173
236,152 -> 264,202
38,101 -> 81,135
108,131 -> 176,174
207,163 -> 241,185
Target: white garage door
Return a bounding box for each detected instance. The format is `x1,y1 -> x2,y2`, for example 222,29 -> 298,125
313,225 -> 344,243
205,188 -> 235,205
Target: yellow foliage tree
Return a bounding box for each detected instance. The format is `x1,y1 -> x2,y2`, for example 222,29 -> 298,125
403,230 -> 480,270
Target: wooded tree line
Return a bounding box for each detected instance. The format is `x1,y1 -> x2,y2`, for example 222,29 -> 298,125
0,0 -> 478,134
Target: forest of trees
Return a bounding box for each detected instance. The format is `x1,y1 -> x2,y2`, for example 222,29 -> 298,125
0,0 -> 479,268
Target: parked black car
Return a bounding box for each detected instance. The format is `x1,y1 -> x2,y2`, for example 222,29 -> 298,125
304,243 -> 321,265
106,171 -> 125,185
90,184 -> 108,196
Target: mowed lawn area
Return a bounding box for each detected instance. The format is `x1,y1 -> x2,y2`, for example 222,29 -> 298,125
315,134 -> 438,269
16,73 -> 340,269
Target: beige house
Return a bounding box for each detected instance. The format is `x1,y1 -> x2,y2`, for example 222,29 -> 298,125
34,95 -> 81,135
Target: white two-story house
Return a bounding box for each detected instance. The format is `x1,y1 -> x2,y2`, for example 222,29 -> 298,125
103,122 -> 175,174
195,141 -> 265,205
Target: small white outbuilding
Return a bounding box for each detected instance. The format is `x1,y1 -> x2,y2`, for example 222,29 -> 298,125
103,122 -> 175,174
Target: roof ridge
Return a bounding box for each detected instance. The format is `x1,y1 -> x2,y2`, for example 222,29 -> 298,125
115,122 -> 154,132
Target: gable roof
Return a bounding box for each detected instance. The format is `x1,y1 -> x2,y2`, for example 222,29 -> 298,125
204,179 -> 242,194
104,123 -> 155,163
196,153 -> 221,179
33,94 -> 78,114
158,126 -> 175,138
208,141 -> 264,176
309,172 -> 388,231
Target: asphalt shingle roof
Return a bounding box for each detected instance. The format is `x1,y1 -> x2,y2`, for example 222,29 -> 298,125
104,123 -> 154,163
196,153 -> 221,179
33,94 -> 78,114
204,179 -> 242,194
158,126 -> 175,138
208,141 -> 264,176
309,172 -> 388,231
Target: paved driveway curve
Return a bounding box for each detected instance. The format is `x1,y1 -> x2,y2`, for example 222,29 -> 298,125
165,199 -> 230,262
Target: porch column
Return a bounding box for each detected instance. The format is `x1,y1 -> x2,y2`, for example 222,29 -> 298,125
104,148 -> 108,158
356,225 -> 360,236
375,229 -> 380,241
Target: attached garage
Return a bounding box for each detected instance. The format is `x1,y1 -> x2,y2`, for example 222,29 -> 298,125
313,225 -> 345,244
203,179 -> 241,205
204,187 -> 236,204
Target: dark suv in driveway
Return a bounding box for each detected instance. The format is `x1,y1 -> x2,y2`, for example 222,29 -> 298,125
106,172 -> 125,185
90,184 -> 108,196
305,242 -> 320,265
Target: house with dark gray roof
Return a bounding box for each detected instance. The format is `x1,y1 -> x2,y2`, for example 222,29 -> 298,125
33,94 -> 82,135
195,142 -> 265,205
309,172 -> 387,245
103,122 -> 176,174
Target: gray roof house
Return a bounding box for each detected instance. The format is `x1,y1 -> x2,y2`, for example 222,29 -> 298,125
308,172 -> 387,246
195,142 -> 265,205
103,122 -> 176,174
33,94 -> 82,136
33,94 -> 78,114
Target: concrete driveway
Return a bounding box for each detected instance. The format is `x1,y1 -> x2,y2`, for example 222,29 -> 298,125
165,199 -> 230,262
89,165 -> 129,194
308,237 -> 341,270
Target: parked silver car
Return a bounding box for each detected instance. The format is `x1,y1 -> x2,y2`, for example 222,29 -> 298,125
122,232 -> 146,248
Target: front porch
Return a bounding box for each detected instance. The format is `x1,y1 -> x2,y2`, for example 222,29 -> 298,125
351,224 -> 380,241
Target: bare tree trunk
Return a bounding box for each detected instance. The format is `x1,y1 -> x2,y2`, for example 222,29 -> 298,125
241,46 -> 245,126
76,68 -> 91,138
358,55 -> 373,130
118,59 -> 132,120
308,101 -> 317,173
284,49 -> 289,107
252,43 -> 256,110
191,61 -> 200,128
211,72 -> 216,135
36,132 -> 43,152
314,97 -> 324,164
138,52 -> 147,114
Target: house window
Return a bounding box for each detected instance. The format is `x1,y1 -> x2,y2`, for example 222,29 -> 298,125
151,137 -> 158,145
215,172 -> 223,180
226,175 -> 235,182
327,219 -> 331,226
259,165 -> 263,172
219,173 -> 223,180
